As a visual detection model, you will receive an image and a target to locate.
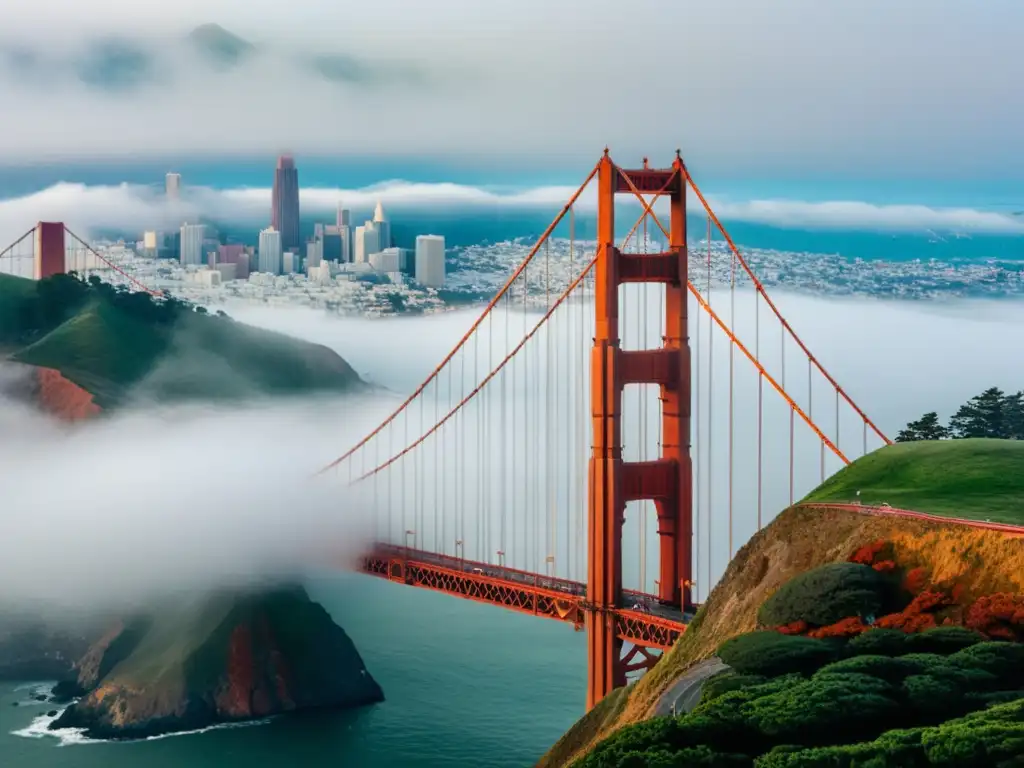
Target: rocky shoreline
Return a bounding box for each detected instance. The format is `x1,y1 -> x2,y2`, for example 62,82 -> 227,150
47,586 -> 383,740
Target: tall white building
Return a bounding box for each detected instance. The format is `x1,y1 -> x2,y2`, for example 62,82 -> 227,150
415,235 -> 446,288
373,200 -> 391,252
306,239 -> 323,269
179,223 -> 205,266
166,173 -> 181,199
354,224 -> 380,264
258,227 -> 283,275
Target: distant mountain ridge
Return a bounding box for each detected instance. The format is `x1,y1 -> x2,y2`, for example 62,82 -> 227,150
0,23 -> 424,92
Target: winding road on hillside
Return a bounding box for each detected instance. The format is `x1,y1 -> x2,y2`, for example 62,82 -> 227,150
653,657 -> 730,717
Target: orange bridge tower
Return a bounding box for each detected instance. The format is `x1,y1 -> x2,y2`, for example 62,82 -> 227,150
586,151 -> 693,710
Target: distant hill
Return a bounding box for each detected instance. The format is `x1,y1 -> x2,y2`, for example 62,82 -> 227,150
0,272 -> 364,409
50,585 -> 384,739
0,24 -> 425,92
187,23 -> 255,67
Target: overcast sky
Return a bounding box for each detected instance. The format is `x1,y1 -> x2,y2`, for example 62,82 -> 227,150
0,0 -> 1021,179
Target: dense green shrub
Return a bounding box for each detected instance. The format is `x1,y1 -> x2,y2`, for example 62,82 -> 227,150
908,627 -> 986,655
949,642 -> 1024,684
578,630 -> 1024,767
815,654 -> 923,684
753,728 -> 927,767
717,632 -> 841,677
758,563 -> 892,628
701,671 -> 768,704
849,628 -> 911,657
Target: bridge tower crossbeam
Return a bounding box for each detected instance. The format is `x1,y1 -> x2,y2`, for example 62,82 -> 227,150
587,151 -> 692,710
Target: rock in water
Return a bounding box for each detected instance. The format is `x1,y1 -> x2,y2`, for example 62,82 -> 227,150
50,586 -> 383,739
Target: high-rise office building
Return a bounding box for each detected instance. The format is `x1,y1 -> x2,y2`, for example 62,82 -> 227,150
322,227 -> 344,262
271,155 -> 300,253
166,173 -> 181,199
306,239 -> 323,268
373,201 -> 391,252
415,235 -> 446,288
337,205 -> 350,228
180,223 -> 206,266
354,224 -> 380,264
258,227 -> 282,274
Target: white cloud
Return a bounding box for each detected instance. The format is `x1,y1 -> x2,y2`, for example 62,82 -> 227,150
0,282 -> 1021,611
0,179 -> 1021,257
0,0 -> 1020,176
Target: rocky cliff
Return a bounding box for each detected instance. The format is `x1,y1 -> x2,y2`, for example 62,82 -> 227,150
34,366 -> 101,421
539,505 -> 1024,767
50,586 -> 384,739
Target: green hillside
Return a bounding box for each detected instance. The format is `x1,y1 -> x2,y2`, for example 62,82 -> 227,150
0,272 -> 364,408
803,438 -> 1024,524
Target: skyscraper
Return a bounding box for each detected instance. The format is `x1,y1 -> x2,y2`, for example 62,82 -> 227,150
271,155 -> 300,253
258,227 -> 283,274
180,223 -> 206,266
337,205 -> 350,228
373,200 -> 390,252
166,173 -> 181,199
354,224 -> 380,264
415,235 -> 446,288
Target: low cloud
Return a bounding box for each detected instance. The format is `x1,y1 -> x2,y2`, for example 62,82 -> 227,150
1,180 -> 1022,258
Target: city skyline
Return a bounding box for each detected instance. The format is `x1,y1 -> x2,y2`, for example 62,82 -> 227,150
164,155 -> 446,289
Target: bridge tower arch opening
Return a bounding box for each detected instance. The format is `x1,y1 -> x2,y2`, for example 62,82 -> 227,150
587,151 -> 692,710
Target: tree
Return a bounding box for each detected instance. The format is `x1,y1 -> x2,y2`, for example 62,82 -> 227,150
1003,391 -> 1024,440
948,387 -> 1008,439
895,412 -> 949,442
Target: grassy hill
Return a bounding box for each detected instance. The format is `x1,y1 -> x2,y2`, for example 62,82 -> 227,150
0,272 -> 364,408
803,439 -> 1024,524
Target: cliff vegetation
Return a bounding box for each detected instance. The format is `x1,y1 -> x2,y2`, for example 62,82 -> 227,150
540,439 -> 1024,767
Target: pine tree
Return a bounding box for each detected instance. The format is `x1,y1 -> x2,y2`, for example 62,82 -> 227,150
947,387 -> 1007,439
895,412 -> 949,442
1000,390 -> 1024,440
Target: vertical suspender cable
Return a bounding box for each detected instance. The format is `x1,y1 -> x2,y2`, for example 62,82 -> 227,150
756,290 -> 763,531
728,229 -> 735,559
694,215 -> 701,602
705,214 -> 713,593
438,376 -> 442,548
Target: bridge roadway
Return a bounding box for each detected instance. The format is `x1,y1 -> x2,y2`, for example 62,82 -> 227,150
360,543 -> 692,651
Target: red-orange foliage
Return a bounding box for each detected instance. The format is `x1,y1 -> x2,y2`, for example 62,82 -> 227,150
965,594 -> 1024,641
876,612 -> 938,633
807,617 -> 869,639
872,560 -> 897,574
776,620 -> 809,635
850,539 -> 887,566
902,567 -> 928,595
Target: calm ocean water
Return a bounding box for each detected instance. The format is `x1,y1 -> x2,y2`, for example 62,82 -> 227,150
0,572 -> 587,767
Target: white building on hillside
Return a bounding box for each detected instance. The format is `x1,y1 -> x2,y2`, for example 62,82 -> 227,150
180,223 -> 205,266
258,227 -> 283,275
415,235 -> 446,288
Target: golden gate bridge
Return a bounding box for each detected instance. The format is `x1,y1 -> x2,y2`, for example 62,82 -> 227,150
0,150 -> 894,711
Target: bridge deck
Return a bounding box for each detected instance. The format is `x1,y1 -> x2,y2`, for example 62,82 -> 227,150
360,545 -> 691,650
